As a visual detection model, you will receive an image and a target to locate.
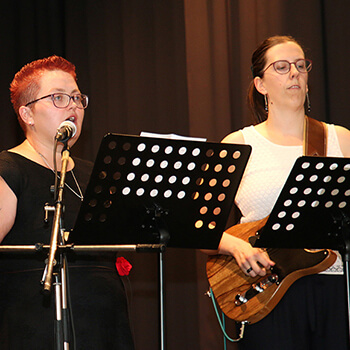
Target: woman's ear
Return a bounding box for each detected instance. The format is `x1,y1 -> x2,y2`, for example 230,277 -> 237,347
254,76 -> 267,95
18,106 -> 34,126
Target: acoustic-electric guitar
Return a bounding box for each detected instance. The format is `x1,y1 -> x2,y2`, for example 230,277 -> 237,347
206,216 -> 337,324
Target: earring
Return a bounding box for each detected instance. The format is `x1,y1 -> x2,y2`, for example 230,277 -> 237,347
264,94 -> 268,112
306,92 -> 311,113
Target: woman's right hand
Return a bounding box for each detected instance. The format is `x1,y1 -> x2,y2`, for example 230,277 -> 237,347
218,232 -> 275,277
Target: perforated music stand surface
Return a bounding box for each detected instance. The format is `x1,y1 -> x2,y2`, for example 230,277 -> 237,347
254,156 -> 350,250
70,133 -> 251,249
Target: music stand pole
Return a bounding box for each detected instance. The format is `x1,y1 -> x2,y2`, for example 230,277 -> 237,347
147,205 -> 170,350
339,213 -> 350,337
344,260 -> 350,338
159,251 -> 166,350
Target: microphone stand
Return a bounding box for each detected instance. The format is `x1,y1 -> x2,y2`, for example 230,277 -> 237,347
43,142 -> 71,350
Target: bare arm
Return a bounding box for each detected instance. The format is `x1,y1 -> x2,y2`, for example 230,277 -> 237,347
202,129 -> 274,277
203,232 -> 274,277
0,176 -> 17,243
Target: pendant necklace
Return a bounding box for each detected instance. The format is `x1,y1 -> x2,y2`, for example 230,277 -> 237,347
36,150 -> 84,201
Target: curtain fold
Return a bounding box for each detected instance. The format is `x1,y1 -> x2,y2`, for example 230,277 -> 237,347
184,0 -> 233,142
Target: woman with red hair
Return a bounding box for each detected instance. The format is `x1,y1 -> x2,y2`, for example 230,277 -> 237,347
0,56 -> 134,349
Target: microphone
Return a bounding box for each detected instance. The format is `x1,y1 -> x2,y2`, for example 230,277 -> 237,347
55,120 -> 77,142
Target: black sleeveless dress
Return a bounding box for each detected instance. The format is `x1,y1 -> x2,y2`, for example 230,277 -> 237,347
0,151 -> 134,350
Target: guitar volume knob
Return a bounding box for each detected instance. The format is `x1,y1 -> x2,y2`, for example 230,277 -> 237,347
267,274 -> 279,284
235,294 -> 248,306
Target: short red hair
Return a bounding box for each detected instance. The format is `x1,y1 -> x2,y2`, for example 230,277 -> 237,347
10,55 -> 77,130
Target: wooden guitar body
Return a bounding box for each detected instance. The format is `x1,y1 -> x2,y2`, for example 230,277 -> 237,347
206,217 -> 337,324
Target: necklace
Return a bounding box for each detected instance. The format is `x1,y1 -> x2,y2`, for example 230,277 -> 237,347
36,150 -> 84,201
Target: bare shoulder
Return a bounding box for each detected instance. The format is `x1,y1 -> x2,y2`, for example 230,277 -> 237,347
334,125 -> 350,157
221,130 -> 245,144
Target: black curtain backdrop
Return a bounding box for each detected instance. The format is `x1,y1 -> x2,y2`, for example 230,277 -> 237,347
1,1 -> 350,349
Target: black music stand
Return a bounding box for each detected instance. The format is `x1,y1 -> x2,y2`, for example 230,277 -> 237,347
70,133 -> 251,249
254,156 -> 350,340
69,133 -> 251,350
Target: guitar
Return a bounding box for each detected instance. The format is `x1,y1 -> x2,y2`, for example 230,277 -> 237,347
206,216 -> 337,324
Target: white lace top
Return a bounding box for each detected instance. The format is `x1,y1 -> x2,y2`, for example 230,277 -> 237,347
235,123 -> 344,275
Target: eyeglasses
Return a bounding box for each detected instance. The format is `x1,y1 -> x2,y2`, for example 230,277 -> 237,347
25,93 -> 89,109
262,59 -> 312,75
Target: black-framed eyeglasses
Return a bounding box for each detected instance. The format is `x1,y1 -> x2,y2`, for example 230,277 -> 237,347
262,59 -> 312,75
25,93 -> 89,109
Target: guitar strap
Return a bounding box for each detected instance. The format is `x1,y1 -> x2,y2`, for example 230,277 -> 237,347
303,116 -> 327,156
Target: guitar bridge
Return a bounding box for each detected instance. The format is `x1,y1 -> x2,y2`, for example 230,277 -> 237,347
234,273 -> 279,306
